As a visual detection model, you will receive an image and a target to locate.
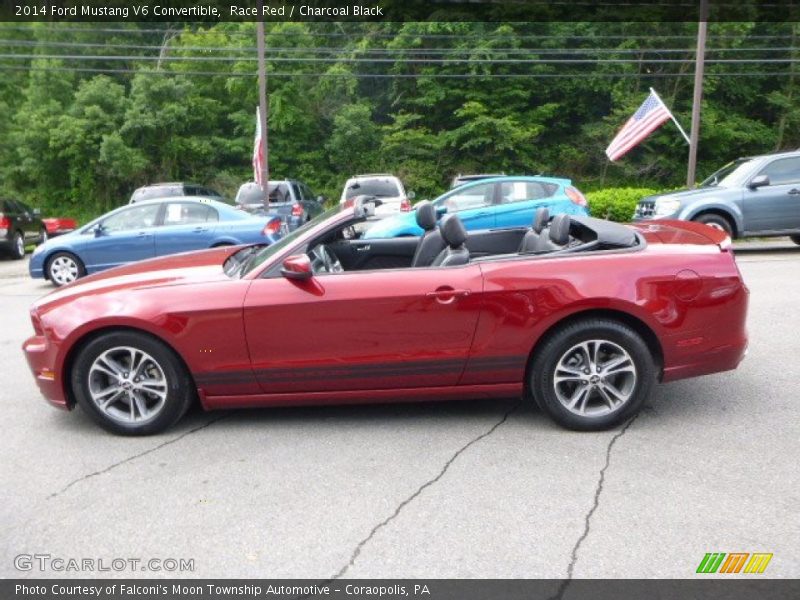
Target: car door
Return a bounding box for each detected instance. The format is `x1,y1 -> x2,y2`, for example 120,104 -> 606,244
243,265 -> 485,393
435,182 -> 497,230
743,156 -> 800,232
154,201 -> 219,256
85,203 -> 160,271
14,200 -> 40,242
300,182 -> 322,217
495,180 -> 557,229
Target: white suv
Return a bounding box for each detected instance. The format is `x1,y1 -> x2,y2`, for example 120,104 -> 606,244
339,174 -> 412,217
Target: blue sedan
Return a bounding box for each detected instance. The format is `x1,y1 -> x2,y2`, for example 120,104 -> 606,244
363,176 -> 590,239
30,197 -> 283,286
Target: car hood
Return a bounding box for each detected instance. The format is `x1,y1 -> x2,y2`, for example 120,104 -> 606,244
641,187 -> 732,203
33,246 -> 240,313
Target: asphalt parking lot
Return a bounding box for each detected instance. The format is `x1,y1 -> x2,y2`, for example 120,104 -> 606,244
1,242 -> 798,580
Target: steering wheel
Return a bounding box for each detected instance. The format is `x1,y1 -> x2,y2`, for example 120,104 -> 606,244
310,244 -> 344,274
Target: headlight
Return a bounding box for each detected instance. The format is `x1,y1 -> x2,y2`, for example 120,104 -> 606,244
654,198 -> 681,216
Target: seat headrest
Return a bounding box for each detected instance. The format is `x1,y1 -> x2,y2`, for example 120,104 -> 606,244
415,200 -> 437,231
533,207 -> 550,233
549,214 -> 571,245
439,214 -> 468,248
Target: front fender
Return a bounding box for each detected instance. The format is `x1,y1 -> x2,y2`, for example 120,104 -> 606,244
680,200 -> 743,233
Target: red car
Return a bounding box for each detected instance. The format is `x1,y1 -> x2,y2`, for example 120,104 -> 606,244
41,217 -> 78,240
22,200 -> 748,435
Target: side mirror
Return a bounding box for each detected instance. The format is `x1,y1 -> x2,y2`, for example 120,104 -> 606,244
33,208 -> 41,216
317,195 -> 326,203
93,224 -> 106,237
749,175 -> 770,189
407,191 -> 416,200
435,205 -> 448,215
281,254 -> 313,281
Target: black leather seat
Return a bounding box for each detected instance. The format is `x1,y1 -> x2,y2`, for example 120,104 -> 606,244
518,207 -> 550,252
528,214 -> 571,253
431,215 -> 470,267
411,201 -> 447,267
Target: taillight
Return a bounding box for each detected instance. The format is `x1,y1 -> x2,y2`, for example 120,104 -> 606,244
400,198 -> 412,212
0,214 -> 9,230
291,203 -> 303,217
262,219 -> 282,235
565,186 -> 588,207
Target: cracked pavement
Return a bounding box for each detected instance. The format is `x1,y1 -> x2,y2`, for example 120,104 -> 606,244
1,242 -> 799,579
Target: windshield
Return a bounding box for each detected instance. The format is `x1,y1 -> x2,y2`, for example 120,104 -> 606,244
232,205 -> 341,278
700,158 -> 753,187
344,179 -> 401,199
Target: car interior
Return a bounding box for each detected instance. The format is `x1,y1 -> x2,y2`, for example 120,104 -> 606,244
303,198 -> 642,275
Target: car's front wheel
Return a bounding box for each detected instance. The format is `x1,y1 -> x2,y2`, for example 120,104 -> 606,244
70,331 -> 194,435
529,319 -> 655,431
694,213 -> 734,237
46,252 -> 85,286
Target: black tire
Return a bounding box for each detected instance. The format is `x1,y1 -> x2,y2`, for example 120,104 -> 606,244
46,251 -> 86,287
39,227 -> 48,245
694,213 -> 734,237
529,319 -> 655,431
70,330 -> 194,435
790,235 -> 800,246
10,231 -> 25,259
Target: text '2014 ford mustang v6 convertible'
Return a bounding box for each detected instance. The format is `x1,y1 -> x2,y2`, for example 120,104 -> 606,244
22,199 -> 748,435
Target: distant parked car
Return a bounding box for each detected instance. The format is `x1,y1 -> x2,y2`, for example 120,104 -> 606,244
340,174 -> 413,217
30,197 -> 282,286
364,176 -> 589,239
130,182 -> 224,204
235,180 -> 325,231
635,150 -> 800,243
0,198 -> 45,259
41,217 -> 78,241
450,173 -> 505,189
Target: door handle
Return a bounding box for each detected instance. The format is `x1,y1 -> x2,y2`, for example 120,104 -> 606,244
788,189 -> 800,195
193,226 -> 207,232
355,244 -> 371,252
426,287 -> 471,304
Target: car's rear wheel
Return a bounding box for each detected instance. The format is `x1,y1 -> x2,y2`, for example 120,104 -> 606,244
39,227 -> 48,245
70,331 -> 194,435
46,252 -> 85,286
529,319 -> 655,431
10,231 -> 25,259
790,235 -> 800,246
694,213 -> 733,237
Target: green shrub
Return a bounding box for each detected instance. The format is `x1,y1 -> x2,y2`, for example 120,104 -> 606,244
586,187 -> 658,222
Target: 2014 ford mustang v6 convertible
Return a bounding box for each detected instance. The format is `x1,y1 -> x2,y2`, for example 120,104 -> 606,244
22,198 -> 748,435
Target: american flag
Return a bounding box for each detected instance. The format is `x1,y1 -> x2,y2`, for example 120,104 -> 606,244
252,106 -> 264,185
605,90 -> 672,161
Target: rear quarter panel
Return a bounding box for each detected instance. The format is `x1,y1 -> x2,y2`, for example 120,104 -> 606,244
464,244 -> 747,385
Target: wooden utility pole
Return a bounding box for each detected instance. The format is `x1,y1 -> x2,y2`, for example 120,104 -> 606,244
687,0 -> 709,187
256,2 -> 270,201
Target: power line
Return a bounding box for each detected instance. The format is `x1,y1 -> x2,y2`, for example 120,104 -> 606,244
0,65 -> 793,78
1,39 -> 797,56
3,52 -> 800,65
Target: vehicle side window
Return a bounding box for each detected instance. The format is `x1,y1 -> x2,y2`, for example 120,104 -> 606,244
163,202 -> 218,225
758,157 -> 800,186
4,200 -> 21,214
301,183 -> 314,201
499,181 -> 555,203
290,182 -> 303,202
101,204 -> 160,232
440,183 -> 494,212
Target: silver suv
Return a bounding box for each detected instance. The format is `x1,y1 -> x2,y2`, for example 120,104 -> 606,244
635,150 -> 800,244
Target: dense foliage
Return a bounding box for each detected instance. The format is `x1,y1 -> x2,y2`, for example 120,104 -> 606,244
0,21 -> 797,220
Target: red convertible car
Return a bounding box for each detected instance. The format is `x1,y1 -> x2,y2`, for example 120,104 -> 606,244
22,200 -> 748,435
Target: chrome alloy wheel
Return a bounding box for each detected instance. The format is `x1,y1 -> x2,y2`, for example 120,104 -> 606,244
553,339 -> 637,417
87,346 -> 168,424
49,256 -> 78,285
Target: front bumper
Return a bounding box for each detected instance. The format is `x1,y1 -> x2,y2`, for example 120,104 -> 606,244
22,334 -> 70,410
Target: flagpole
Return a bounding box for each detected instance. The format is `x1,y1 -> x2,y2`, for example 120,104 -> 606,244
649,87 -> 690,145
256,3 -> 269,205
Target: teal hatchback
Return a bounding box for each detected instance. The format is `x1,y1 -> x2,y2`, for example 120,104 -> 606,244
363,176 -> 590,239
